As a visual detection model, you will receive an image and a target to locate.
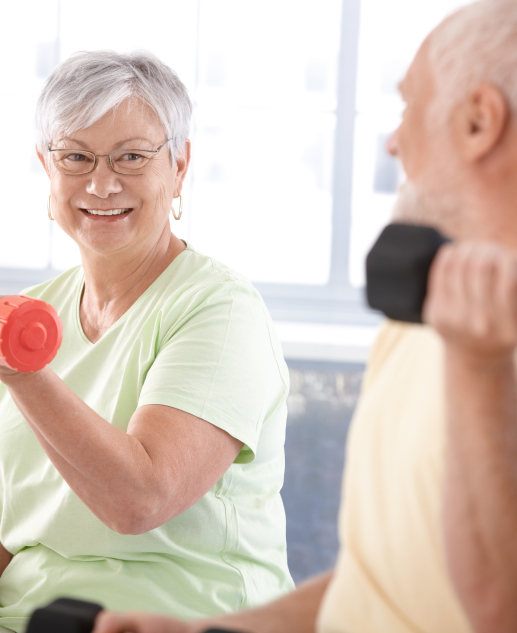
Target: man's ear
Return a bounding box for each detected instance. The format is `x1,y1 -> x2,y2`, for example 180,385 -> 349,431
453,83 -> 509,162
36,146 -> 51,178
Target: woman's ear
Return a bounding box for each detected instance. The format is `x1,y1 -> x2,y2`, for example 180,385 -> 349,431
174,140 -> 191,194
36,146 -> 51,178
452,84 -> 509,162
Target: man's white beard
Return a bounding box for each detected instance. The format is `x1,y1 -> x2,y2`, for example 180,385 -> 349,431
391,180 -> 460,236
391,181 -> 421,222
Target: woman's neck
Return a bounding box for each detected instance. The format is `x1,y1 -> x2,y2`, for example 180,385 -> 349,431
79,228 -> 185,343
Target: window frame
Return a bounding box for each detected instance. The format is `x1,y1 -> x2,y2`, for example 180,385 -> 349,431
0,0 -> 381,327
253,0 -> 380,326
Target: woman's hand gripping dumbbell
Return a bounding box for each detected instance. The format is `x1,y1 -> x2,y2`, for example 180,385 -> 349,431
0,295 -> 62,373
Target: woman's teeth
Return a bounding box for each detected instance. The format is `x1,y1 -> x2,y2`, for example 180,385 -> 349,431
85,209 -> 130,216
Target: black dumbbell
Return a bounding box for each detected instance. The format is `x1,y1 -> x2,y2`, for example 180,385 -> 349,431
27,598 -> 249,633
366,223 -> 451,323
26,598 -> 104,633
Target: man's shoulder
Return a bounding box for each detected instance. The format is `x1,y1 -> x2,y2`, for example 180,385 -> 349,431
370,319 -> 417,360
363,319 -> 442,389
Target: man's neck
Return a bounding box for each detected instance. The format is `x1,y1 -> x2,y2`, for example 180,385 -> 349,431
453,182 -> 517,251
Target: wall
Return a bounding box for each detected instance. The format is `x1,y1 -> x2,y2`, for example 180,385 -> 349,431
283,360 -> 365,583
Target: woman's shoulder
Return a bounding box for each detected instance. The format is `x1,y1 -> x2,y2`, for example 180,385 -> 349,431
158,245 -> 286,373
162,244 -> 262,307
178,244 -> 252,285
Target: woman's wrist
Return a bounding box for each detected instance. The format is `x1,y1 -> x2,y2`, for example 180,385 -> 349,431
0,366 -> 46,387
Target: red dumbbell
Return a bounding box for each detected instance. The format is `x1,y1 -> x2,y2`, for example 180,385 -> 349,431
0,295 -> 62,372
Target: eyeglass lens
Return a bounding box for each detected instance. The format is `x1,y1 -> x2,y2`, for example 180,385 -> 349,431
51,149 -> 157,175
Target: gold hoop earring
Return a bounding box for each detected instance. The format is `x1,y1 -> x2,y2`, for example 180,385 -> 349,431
47,195 -> 55,221
171,194 -> 183,221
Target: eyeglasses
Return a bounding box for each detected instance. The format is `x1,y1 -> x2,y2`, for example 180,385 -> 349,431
47,139 -> 173,176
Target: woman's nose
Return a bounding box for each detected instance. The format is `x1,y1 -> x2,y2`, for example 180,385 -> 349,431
85,157 -> 124,198
386,129 -> 399,158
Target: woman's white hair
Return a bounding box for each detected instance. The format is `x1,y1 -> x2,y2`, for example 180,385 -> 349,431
35,50 -> 192,162
428,0 -> 517,125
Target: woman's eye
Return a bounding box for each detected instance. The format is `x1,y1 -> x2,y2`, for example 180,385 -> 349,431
121,153 -> 144,161
64,153 -> 88,162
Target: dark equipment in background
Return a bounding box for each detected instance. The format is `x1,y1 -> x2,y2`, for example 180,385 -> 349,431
366,223 -> 450,323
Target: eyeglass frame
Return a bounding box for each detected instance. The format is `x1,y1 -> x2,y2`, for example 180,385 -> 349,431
46,138 -> 174,176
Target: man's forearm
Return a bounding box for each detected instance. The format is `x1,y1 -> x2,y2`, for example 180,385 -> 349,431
95,572 -> 333,633
192,572 -> 332,633
0,541 -> 12,577
444,351 -> 517,633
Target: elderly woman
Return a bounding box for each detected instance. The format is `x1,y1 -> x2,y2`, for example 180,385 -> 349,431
0,50 -> 294,632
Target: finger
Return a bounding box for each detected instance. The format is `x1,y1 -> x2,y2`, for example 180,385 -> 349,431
94,611 -> 188,633
465,243 -> 498,337
424,242 -> 458,326
451,242 -> 478,322
94,611 -> 143,633
495,251 -> 517,339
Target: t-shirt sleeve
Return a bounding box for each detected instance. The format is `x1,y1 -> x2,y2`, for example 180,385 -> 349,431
137,279 -> 288,464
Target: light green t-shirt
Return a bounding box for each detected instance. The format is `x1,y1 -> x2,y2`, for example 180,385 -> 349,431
0,244 -> 294,632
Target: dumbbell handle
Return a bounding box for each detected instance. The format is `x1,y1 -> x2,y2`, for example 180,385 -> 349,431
0,295 -> 62,372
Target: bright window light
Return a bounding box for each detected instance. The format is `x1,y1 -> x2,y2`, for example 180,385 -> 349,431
348,0 -> 471,287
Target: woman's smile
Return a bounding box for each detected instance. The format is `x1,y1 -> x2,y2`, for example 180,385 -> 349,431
80,207 -> 134,221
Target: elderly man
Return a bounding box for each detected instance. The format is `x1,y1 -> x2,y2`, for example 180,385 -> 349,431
94,0 -> 517,632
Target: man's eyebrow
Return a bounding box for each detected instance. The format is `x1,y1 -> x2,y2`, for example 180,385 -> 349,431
54,137 -> 155,149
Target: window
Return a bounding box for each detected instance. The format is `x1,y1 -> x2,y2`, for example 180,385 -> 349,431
1,0 -> 470,325
349,0 -> 471,288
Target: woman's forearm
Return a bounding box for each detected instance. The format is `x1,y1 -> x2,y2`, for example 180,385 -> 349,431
1,366 -> 241,534
444,351 -> 517,633
14,417 -> 138,531
4,368 -> 156,532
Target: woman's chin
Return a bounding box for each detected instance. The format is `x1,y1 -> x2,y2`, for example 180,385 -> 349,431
76,228 -> 138,256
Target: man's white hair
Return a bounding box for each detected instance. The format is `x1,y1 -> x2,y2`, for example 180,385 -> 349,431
428,0 -> 517,125
35,50 -> 192,162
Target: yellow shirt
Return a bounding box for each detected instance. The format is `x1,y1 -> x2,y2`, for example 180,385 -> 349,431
317,320 -> 471,633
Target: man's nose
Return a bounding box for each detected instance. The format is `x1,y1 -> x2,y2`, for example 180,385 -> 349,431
85,157 -> 124,198
386,129 -> 399,158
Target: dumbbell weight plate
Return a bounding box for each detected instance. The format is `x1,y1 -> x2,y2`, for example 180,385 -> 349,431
366,223 -> 450,323
0,295 -> 62,372
26,598 -> 103,633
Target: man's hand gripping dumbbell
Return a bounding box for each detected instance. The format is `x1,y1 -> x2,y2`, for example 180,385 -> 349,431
26,599 -> 247,633
367,223 -> 517,358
